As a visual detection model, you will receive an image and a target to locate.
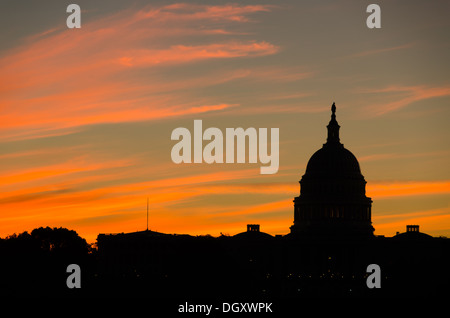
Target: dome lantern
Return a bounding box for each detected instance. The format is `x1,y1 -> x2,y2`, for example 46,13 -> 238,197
326,102 -> 341,146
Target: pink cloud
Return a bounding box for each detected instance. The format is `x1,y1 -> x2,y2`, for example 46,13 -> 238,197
360,85 -> 450,115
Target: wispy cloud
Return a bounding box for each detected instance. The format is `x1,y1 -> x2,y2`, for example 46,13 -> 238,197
359,150 -> 450,162
359,85 -> 450,115
351,43 -> 415,58
0,3 -> 279,140
116,42 -> 278,68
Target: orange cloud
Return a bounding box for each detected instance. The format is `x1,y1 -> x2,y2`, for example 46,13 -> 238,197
116,42 -> 278,67
0,3 -> 279,140
0,157 -> 134,188
367,180 -> 450,198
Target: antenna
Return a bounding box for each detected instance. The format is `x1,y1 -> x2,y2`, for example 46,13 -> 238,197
146,197 -> 149,231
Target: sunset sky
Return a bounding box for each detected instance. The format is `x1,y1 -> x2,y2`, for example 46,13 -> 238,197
1,0 -> 449,243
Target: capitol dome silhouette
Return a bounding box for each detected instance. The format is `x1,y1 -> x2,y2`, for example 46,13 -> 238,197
290,103 -> 374,237
306,146 -> 362,178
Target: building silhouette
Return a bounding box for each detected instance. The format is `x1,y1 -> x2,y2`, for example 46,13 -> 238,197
291,103 -> 374,237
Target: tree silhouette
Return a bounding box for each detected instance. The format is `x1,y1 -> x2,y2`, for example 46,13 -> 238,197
0,227 -> 93,296
30,226 -> 91,255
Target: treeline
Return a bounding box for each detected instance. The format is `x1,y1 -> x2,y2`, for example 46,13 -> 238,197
0,227 -> 94,297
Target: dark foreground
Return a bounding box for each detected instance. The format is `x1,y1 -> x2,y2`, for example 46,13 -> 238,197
1,227 -> 449,298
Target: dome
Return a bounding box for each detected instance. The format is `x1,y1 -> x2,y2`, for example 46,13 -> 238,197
305,145 -> 362,178
233,224 -> 273,240
298,103 -> 368,198
394,231 -> 432,241
303,101 -> 362,178
394,225 -> 432,240
233,230 -> 273,240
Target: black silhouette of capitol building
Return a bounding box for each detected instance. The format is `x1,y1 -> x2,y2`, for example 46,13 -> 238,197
95,103 -> 450,298
290,103 -> 374,237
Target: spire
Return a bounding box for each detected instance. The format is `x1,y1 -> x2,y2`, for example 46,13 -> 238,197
326,102 -> 341,146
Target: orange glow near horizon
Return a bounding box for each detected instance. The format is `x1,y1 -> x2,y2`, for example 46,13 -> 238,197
2,168 -> 449,242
